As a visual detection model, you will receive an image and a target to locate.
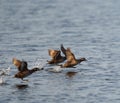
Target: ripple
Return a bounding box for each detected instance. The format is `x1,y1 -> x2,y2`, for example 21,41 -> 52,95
0,0 -> 120,103
15,84 -> 29,90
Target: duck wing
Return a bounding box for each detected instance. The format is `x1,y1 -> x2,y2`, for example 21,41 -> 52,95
20,61 -> 28,71
48,49 -> 60,59
12,58 -> 28,72
60,44 -> 67,56
13,58 -> 22,71
65,48 -> 76,62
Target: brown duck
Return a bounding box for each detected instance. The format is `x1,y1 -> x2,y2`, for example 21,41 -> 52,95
60,48 -> 86,68
47,46 -> 66,64
12,58 -> 41,81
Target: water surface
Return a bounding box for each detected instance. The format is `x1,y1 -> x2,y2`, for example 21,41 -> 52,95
0,0 -> 120,103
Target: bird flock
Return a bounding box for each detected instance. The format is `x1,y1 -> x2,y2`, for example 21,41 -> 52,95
0,44 -> 86,84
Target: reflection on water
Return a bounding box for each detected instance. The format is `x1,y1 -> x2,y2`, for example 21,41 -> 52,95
15,84 -> 29,90
65,71 -> 78,78
0,0 -> 120,103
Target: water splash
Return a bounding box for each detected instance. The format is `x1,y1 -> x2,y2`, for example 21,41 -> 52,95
48,66 -> 63,73
0,76 -> 4,84
0,66 -> 11,84
0,66 -> 11,76
31,58 -> 47,70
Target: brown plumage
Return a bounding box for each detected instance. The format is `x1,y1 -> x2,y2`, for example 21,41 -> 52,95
47,48 -> 66,64
12,58 -> 40,80
61,48 -> 86,68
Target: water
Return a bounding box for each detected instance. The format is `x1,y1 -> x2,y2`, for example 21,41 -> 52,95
0,0 -> 120,103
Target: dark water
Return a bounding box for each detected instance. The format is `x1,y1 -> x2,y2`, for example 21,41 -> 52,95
0,0 -> 120,103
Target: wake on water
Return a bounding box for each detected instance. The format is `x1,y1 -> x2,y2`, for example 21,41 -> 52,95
0,67 -> 11,84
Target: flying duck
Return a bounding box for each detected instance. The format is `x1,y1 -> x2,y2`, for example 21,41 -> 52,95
60,48 -> 86,68
12,58 -> 42,81
47,47 -> 66,64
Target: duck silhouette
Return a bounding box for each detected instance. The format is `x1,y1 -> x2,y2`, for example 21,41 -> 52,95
60,48 -> 86,68
12,58 -> 42,81
47,45 -> 66,64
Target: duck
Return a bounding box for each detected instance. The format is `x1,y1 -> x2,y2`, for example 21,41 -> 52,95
47,45 -> 66,64
60,48 -> 86,68
12,58 -> 42,81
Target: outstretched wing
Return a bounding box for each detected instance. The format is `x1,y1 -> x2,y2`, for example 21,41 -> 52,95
60,44 -> 67,56
12,58 -> 22,71
48,49 -> 60,59
65,48 -> 76,62
12,58 -> 28,71
20,61 -> 28,71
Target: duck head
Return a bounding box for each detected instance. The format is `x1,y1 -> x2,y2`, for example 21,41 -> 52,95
79,58 -> 87,62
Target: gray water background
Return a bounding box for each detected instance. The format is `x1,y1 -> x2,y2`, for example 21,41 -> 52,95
0,0 -> 120,103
